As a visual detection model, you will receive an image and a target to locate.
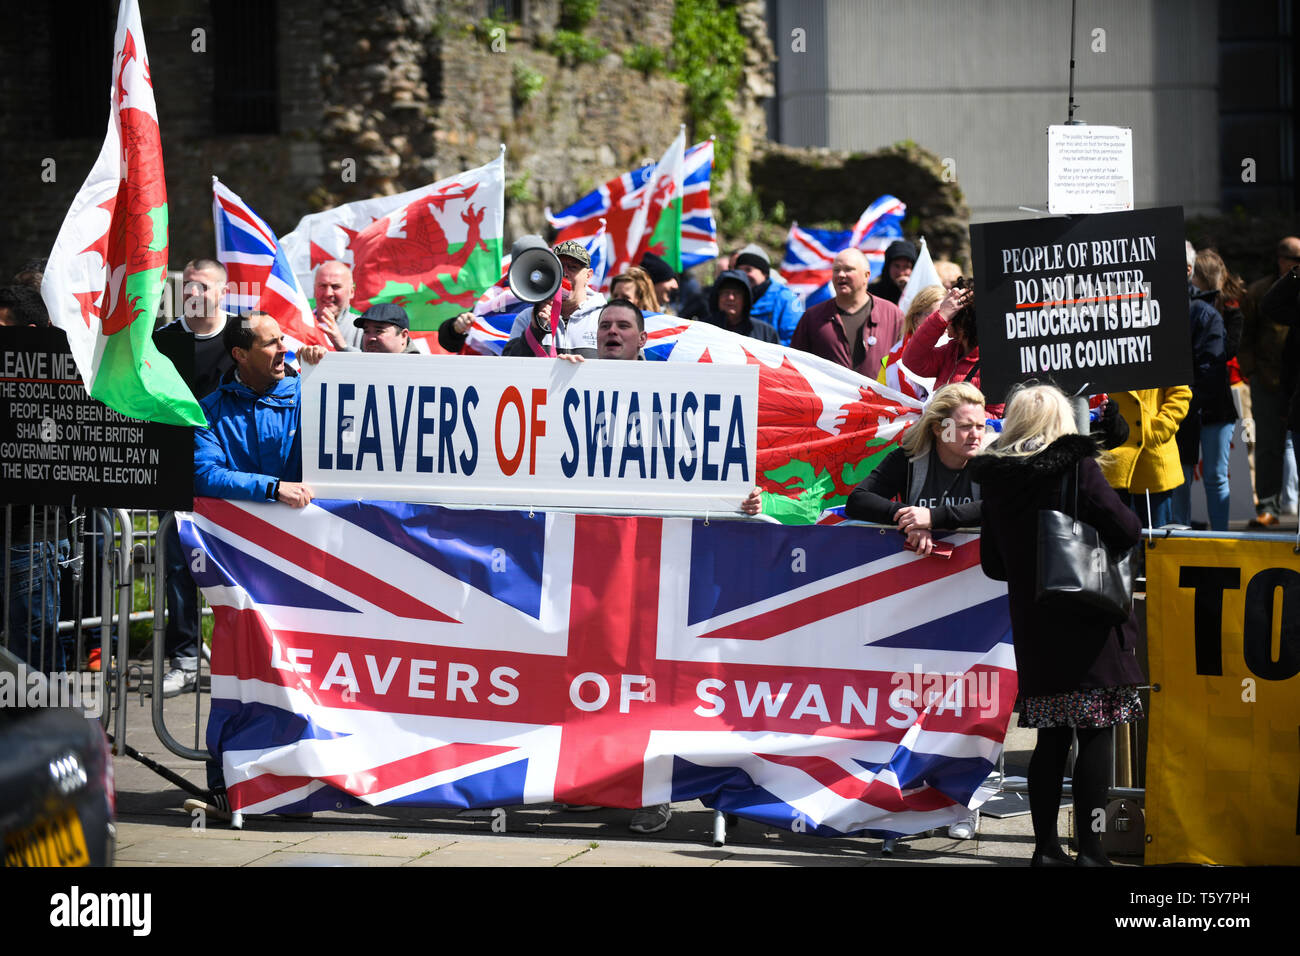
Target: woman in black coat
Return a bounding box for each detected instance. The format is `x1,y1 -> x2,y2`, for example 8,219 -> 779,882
968,384 -> 1143,867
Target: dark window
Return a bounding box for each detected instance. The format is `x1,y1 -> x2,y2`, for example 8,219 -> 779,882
1219,0 -> 1297,212
486,0 -> 524,21
212,0 -> 279,134
50,2 -> 114,139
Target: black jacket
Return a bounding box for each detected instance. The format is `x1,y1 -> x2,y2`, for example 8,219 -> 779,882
968,435 -> 1144,698
704,270 -> 780,343
1177,285 -> 1231,464
1262,268 -> 1300,431
845,445 -> 981,529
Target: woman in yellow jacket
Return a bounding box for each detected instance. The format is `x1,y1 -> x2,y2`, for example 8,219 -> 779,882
1101,387 -> 1193,528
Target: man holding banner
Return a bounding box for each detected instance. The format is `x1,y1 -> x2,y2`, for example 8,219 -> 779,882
554,298 -> 764,832
194,312 -> 322,507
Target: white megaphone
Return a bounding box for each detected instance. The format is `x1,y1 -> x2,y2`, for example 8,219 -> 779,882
507,235 -> 563,303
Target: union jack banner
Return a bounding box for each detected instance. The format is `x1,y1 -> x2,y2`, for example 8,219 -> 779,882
181,498 -> 1014,835
779,195 -> 907,307
546,140 -> 718,289
212,178 -> 330,351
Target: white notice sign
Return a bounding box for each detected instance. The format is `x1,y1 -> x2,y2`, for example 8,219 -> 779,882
1047,125 -> 1134,215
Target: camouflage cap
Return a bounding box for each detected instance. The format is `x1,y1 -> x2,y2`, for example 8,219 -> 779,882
552,240 -> 591,269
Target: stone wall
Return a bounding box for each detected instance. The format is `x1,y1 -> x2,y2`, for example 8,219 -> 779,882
1,1 -> 969,291
750,141 -> 973,267
0,0 -> 695,276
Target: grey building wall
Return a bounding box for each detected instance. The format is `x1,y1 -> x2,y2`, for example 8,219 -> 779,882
770,0 -> 1220,222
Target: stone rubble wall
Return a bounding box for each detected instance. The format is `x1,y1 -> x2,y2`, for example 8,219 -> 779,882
1,0 -> 965,288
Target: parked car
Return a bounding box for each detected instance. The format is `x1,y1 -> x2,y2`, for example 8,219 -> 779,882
0,646 -> 115,866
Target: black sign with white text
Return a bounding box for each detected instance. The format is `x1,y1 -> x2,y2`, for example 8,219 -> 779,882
970,206 -> 1192,402
0,327 -> 193,510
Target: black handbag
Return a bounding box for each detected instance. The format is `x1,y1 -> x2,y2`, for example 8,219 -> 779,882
1035,465 -> 1133,625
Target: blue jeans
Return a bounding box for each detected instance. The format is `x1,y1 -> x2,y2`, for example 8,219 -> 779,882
4,538 -> 71,671
162,517 -> 200,672
1175,422 -> 1234,530
1119,489 -> 1174,530
1172,471 -> 1193,527
1200,422 -> 1234,531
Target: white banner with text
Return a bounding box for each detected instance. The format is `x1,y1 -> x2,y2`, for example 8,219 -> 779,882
302,355 -> 759,513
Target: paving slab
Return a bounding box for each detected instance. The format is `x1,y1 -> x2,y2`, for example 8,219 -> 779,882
113,831 -> 287,867
402,835 -> 593,867
561,840 -> 730,867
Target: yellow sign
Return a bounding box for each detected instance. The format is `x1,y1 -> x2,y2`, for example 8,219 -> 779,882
1146,537 -> 1300,865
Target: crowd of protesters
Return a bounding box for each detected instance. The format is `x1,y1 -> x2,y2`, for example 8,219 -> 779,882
6,224 -> 1300,857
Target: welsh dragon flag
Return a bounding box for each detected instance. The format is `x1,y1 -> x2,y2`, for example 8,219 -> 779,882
41,0 -> 204,427
280,156 -> 504,331
625,128 -> 685,274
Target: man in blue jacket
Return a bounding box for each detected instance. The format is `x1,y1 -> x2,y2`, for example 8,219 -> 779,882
192,310 -> 322,817
195,311 -> 319,507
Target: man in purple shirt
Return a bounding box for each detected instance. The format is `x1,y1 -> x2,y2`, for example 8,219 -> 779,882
789,248 -> 904,377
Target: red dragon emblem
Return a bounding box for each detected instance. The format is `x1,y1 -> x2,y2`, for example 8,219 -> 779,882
350,181 -> 487,313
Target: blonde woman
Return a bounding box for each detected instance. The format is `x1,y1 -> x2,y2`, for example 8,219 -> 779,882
968,384 -> 1142,866
609,267 -> 661,314
846,381 -> 987,841
847,381 -> 987,553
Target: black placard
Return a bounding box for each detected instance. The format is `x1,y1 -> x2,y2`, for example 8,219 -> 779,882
0,327 -> 193,510
970,206 -> 1193,402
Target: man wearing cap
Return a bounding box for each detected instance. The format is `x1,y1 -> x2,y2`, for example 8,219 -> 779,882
504,239 -> 607,358
790,248 -> 905,378
733,243 -> 803,346
639,252 -> 679,305
642,252 -> 708,321
355,302 -> 419,354
868,240 -> 916,306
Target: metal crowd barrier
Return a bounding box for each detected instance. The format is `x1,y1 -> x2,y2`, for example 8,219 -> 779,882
150,511 -> 209,763
1,504 -> 129,734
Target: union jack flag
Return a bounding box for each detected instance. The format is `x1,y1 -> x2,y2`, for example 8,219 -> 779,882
180,498 -> 1014,835
211,178 -> 330,351
546,140 -> 718,290
779,195 -> 907,307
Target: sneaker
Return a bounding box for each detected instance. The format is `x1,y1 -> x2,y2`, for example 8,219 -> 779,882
87,648 -> 101,672
160,667 -> 197,698
628,803 -> 671,834
948,808 -> 979,840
